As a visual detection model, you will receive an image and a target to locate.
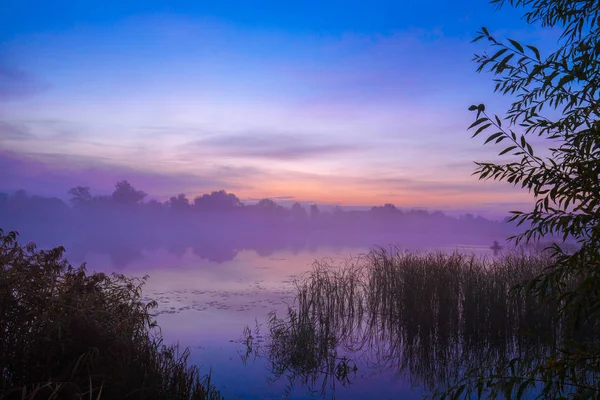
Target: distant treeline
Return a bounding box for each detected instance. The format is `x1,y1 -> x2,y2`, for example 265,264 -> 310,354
0,180 -> 517,266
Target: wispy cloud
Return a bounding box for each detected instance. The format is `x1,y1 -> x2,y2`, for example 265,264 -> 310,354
185,132 -> 366,161
0,121 -> 35,140
0,146 -> 533,216
0,10 -> 552,217
245,195 -> 296,202
0,62 -> 48,100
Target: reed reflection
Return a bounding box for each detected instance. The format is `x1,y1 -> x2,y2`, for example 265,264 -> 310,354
241,249 -> 561,398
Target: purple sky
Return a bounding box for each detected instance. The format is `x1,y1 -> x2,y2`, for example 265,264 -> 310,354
0,0 -> 560,216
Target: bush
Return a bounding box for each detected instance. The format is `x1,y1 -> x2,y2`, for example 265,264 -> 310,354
0,229 -> 222,400
457,0 -> 600,396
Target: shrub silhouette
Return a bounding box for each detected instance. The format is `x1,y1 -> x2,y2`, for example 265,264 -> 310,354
0,229 -> 222,400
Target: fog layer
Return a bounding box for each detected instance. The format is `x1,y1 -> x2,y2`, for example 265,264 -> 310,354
0,180 -> 518,268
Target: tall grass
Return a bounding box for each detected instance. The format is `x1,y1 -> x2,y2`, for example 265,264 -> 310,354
0,229 -> 222,400
245,247 -> 571,396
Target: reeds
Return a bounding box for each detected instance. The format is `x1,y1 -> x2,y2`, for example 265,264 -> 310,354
247,247 -> 567,396
0,229 -> 222,400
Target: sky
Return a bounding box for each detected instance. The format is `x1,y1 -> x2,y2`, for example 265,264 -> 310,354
0,0 -> 560,216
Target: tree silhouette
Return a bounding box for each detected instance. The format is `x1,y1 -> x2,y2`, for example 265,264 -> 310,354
193,190 -> 242,211
111,181 -> 147,205
310,204 -> 320,220
11,189 -> 28,202
168,193 -> 190,213
256,198 -> 277,210
291,202 -> 308,221
68,186 -> 92,207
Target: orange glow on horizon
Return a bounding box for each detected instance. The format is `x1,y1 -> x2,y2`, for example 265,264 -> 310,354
186,176 -> 533,210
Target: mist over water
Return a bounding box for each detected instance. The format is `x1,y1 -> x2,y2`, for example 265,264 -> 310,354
0,182 -> 517,268
0,182 -> 530,399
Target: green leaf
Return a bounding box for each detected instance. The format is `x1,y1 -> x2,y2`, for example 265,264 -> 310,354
484,131 -> 503,143
494,115 -> 502,127
490,48 -> 509,61
497,53 -> 515,70
469,118 -> 488,130
558,74 -> 575,87
499,146 -> 517,155
526,142 -> 534,155
508,39 -> 524,53
526,45 -> 541,61
475,123 -> 493,137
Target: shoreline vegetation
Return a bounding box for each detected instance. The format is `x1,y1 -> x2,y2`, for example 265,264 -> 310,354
2,0 -> 598,398
241,247 -> 596,399
0,229 -> 223,400
1,229 -> 596,399
0,184 -> 518,267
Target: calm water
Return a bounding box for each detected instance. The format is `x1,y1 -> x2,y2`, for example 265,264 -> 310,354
81,244 -> 496,400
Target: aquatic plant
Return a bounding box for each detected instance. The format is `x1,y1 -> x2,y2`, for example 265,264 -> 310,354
243,247 -> 585,398
0,229 -> 222,400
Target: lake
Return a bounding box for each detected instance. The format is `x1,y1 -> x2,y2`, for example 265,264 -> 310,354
78,242 -> 499,400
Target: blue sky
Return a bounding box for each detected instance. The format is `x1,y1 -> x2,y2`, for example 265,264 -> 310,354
0,0 -> 558,216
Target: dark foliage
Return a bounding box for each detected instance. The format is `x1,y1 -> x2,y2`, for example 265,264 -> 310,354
0,229 -> 222,400
440,0 -> 600,397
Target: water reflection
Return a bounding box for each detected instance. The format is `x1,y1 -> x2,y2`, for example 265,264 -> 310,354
241,249 -> 561,398
66,234 -> 510,270
56,240 -> 567,399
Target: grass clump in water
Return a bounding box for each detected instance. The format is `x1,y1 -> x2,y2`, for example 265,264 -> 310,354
246,247 -> 567,396
0,229 -> 222,400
